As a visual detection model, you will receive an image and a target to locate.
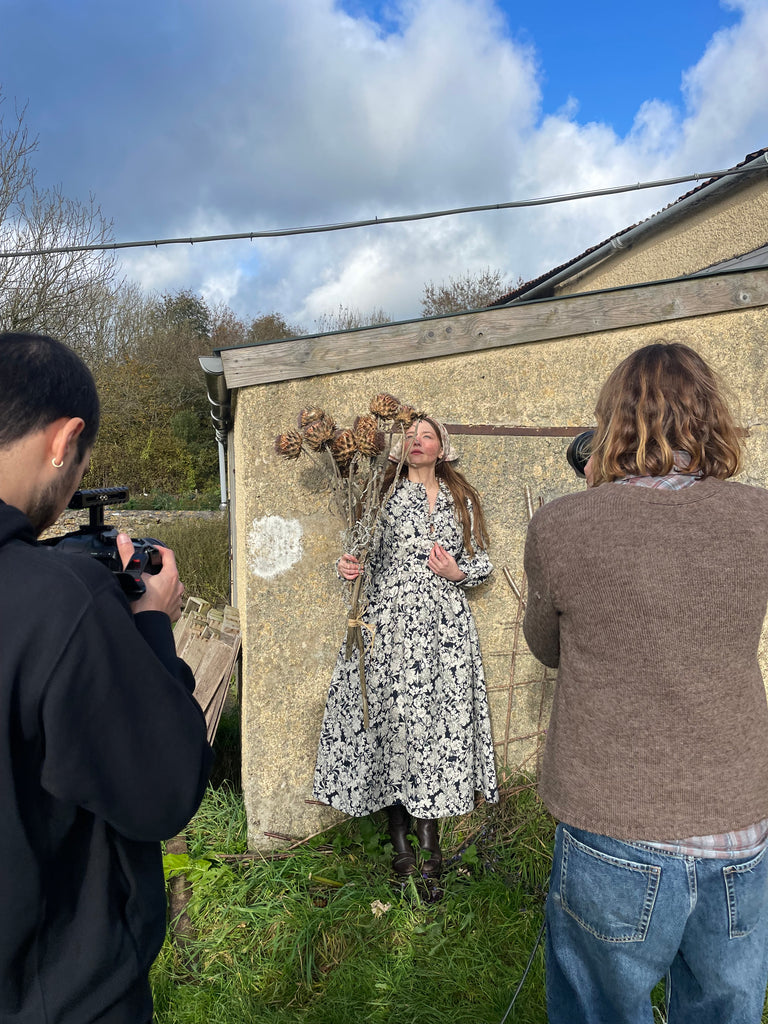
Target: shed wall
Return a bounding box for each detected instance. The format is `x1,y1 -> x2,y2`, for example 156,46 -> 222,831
234,310 -> 768,849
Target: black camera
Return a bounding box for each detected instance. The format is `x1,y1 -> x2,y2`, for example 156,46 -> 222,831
43,487 -> 164,600
566,429 -> 595,478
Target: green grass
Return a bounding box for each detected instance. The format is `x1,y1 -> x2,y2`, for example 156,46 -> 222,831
150,516 -> 231,609
124,489 -> 222,511
153,765 -> 768,1023
153,780 -> 554,1024
152,704 -> 768,1024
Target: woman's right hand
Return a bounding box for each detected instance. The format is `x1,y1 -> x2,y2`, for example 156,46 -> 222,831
337,553 -> 362,581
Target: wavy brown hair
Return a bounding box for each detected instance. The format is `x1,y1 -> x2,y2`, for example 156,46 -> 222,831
381,417 -> 489,556
590,342 -> 742,485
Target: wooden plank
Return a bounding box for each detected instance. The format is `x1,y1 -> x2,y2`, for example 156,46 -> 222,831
178,637 -> 208,676
220,606 -> 240,636
191,644 -> 233,713
204,683 -> 231,745
220,269 -> 768,387
198,640 -> 241,744
172,616 -> 199,654
172,602 -> 241,743
201,642 -> 238,704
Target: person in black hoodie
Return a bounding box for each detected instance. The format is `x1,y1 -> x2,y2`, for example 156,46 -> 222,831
0,333 -> 213,1024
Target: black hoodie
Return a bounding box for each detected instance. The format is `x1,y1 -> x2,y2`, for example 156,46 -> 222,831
0,500 -> 212,1023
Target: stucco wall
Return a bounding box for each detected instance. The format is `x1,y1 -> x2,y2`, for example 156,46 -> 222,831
233,309 -> 768,849
557,177 -> 768,295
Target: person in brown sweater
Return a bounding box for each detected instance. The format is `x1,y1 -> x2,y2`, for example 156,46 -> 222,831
524,342 -> 768,1024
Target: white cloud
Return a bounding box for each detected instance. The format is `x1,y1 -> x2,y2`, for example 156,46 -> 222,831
4,0 -> 765,331
187,0 -> 768,328
677,0 -> 768,162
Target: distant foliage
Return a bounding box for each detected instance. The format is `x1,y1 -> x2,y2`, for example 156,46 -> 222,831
151,289 -> 211,339
420,267 -> 520,317
314,304 -> 392,333
84,289 -> 219,494
78,290 -> 314,495
247,311 -> 306,343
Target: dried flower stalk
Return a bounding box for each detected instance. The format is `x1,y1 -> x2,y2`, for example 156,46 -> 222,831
275,395 -> 414,727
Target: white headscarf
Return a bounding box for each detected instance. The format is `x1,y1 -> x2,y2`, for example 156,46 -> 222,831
388,416 -> 459,464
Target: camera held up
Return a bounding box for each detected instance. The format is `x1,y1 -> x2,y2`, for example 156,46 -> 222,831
566,429 -> 595,478
42,487 -> 164,600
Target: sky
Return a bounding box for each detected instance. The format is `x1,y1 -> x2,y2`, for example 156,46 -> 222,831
0,0 -> 766,332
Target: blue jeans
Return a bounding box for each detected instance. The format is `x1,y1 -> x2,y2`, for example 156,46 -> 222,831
545,823 -> 768,1024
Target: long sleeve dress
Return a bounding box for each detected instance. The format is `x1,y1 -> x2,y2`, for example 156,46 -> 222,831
313,478 -> 499,818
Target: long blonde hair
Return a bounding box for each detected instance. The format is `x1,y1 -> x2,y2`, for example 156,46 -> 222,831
381,417 -> 489,555
590,342 -> 742,485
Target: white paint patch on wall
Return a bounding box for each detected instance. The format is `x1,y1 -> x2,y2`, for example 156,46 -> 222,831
247,516 -> 303,579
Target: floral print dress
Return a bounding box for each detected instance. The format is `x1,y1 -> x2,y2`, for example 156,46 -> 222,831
313,478 -> 499,818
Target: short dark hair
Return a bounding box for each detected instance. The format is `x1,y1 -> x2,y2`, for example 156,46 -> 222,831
0,333 -> 100,456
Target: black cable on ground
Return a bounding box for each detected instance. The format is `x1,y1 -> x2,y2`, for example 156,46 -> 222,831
498,915 -> 546,1024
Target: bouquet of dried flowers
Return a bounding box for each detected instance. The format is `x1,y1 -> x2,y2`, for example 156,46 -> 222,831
275,393 -> 420,726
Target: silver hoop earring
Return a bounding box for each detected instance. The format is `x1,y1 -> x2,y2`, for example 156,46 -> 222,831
52,457 -> 64,469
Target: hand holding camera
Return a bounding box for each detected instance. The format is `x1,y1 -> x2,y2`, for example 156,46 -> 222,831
45,487 -> 184,619
116,532 -> 185,622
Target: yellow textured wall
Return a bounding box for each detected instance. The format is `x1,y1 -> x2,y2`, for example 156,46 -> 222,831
234,309 -> 768,849
557,177 -> 768,294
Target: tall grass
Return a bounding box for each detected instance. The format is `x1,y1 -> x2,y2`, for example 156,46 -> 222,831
154,768 -> 768,1023
151,516 -> 230,609
154,782 -> 554,1024
124,489 -> 222,511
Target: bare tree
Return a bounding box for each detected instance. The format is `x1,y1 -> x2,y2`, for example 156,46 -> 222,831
0,92 -> 119,355
420,267 -> 521,317
314,304 -> 391,334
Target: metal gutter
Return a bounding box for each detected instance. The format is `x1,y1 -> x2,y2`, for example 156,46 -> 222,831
501,151 -> 768,305
199,355 -> 232,510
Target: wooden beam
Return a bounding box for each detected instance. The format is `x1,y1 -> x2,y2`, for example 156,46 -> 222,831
219,269 -> 768,388
443,424 -> 588,437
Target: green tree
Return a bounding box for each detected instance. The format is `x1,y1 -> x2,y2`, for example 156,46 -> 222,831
151,288 -> 212,339
87,289 -> 220,496
87,355 -> 198,494
210,305 -> 247,349
246,311 -> 305,343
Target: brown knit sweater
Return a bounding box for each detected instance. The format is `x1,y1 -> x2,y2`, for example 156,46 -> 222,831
523,475 -> 768,841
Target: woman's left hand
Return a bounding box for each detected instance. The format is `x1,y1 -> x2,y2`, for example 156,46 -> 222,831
428,543 -> 467,582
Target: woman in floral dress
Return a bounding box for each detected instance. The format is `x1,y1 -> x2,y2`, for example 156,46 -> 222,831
313,416 -> 498,876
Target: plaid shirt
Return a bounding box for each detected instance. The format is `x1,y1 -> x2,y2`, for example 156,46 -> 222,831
615,468 -> 768,859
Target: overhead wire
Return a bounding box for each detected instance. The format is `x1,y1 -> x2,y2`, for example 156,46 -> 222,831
0,165 -> 760,260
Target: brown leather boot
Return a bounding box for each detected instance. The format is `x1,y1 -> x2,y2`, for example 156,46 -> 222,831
386,804 -> 416,876
414,817 -> 443,877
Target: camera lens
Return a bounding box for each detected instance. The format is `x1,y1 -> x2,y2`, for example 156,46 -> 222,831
567,429 -> 595,477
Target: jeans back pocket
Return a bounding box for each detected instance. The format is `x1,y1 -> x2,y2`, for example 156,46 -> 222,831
560,828 -> 661,943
